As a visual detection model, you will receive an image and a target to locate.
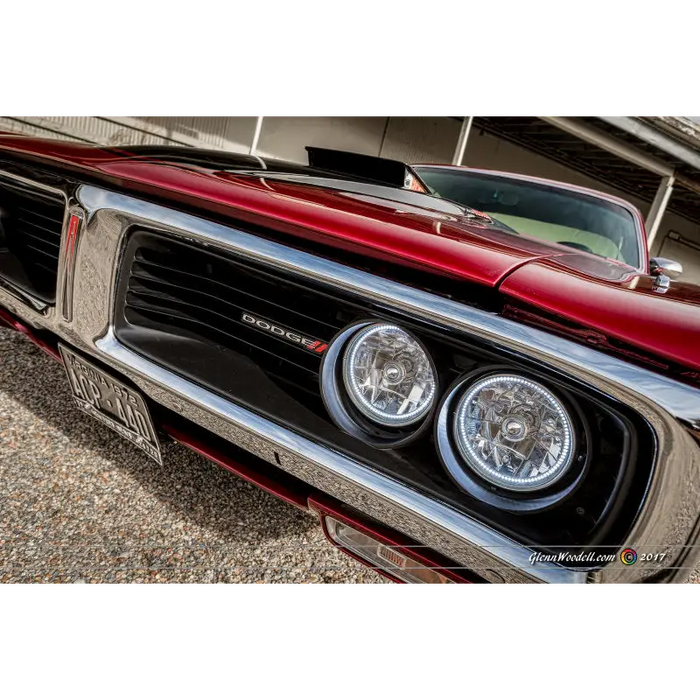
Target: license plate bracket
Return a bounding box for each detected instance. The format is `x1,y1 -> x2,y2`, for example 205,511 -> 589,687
59,344 -> 163,465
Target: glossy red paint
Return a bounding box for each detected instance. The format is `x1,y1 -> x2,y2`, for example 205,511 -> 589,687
1,135 -> 698,374
162,424 -> 309,510
0,307 -> 62,362
0,133 -> 150,167
100,161 -> 570,287
0,134 -> 562,287
500,256 -> 700,372
64,214 -> 80,257
310,496 -> 475,583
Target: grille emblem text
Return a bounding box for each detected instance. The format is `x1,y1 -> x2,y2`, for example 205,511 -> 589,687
241,313 -> 328,354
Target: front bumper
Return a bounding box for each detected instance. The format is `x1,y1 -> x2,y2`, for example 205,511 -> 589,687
2,179 -> 700,583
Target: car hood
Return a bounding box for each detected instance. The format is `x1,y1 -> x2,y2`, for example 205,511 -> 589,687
103,162 -> 574,287
0,134 -> 571,286
84,160 -> 700,374
1,135 -> 698,374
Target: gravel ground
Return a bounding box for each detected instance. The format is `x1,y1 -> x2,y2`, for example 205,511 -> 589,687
0,328 -> 385,583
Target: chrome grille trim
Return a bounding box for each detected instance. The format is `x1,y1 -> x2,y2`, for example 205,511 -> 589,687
97,328 -> 575,583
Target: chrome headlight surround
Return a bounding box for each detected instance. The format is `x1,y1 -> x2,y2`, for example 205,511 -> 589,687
435,370 -> 589,513
320,321 -> 438,448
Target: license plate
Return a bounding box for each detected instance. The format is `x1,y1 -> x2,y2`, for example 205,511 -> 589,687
59,344 -> 163,465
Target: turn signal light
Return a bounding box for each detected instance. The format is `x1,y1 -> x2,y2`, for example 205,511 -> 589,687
324,516 -> 455,584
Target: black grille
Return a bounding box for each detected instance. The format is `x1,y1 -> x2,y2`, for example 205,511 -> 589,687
115,230 -> 654,556
122,234 -> 360,398
0,176 -> 66,302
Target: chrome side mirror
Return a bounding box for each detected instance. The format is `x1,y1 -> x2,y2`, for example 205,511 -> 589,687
649,257 -> 683,293
650,257 -> 683,280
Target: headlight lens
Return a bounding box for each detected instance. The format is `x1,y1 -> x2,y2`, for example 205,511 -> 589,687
453,374 -> 575,492
342,323 -> 436,427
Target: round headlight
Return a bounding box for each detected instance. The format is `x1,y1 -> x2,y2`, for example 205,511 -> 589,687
342,323 -> 436,427
453,374 -> 575,492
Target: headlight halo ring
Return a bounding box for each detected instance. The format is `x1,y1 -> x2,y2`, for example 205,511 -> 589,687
435,367 -> 590,513
454,373 -> 575,492
342,322 -> 437,427
320,320 -> 439,449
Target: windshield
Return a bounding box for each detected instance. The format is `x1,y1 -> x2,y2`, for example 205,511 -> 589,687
414,168 -> 642,267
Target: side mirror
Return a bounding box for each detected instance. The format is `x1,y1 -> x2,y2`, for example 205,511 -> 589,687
649,257 -> 683,293
650,257 -> 683,280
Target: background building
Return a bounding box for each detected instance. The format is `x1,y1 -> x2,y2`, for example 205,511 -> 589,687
3,116 -> 700,283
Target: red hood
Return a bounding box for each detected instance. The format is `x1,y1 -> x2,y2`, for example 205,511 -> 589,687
1,134 -> 699,374
0,134 -> 566,287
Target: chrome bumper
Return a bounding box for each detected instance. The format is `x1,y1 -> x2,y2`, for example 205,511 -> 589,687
2,180 -> 700,583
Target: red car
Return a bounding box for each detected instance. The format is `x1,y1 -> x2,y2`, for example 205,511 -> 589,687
1,137 -> 698,583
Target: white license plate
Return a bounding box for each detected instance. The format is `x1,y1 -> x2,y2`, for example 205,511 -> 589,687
59,344 -> 163,465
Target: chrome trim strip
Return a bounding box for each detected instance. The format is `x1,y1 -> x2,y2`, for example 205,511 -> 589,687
60,209 -> 84,322
96,329 -> 580,584
0,277 -> 49,313
2,183 -> 699,583
0,167 -> 67,199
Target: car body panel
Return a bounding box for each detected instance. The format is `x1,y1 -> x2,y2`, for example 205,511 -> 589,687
99,162 -> 570,286
500,255 -> 700,372
0,134 -> 698,377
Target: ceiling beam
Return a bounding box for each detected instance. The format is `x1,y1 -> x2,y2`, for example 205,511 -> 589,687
539,117 -> 674,177
600,116 -> 700,173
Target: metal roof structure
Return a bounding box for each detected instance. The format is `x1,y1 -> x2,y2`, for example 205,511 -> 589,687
470,116 -> 700,226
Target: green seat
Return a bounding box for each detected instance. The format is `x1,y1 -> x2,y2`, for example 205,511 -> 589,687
486,213 -> 623,261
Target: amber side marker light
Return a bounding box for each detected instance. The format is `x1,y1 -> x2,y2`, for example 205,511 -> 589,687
324,517 -> 455,584
319,513 -> 474,586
